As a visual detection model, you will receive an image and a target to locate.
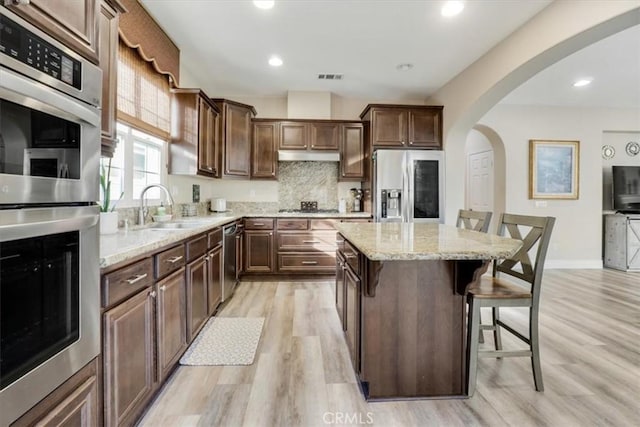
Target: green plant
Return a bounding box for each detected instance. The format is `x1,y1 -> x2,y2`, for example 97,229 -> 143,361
100,158 -> 123,213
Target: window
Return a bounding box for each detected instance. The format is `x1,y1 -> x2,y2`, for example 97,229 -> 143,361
100,123 -> 166,208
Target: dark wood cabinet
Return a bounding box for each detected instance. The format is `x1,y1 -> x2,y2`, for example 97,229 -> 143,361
339,123 -> 365,181
11,358 -> 99,427
279,121 -> 308,149
103,288 -> 156,427
6,0 -> 100,64
310,122 -> 340,150
212,99 -> 256,178
186,255 -> 208,342
360,105 -> 443,149
207,244 -> 223,315
335,253 -> 346,330
252,120 -> 279,180
170,89 -> 221,178
98,0 -> 125,157
155,269 -> 187,382
344,266 -> 360,372
244,230 -> 274,273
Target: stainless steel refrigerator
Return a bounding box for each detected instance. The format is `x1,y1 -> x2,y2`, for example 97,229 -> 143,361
373,149 -> 445,223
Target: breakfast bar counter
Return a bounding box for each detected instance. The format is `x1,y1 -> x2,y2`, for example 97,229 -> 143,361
334,223 -> 521,400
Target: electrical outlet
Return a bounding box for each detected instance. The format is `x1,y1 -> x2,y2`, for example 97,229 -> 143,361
535,200 -> 547,208
250,190 -> 256,198
192,184 -> 200,203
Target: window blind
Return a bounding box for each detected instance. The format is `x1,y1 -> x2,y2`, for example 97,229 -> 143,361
117,41 -> 171,139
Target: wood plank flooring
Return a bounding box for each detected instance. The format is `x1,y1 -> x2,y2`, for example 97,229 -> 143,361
139,269 -> 640,426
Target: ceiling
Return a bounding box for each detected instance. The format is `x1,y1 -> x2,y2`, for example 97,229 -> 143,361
141,0 -> 638,109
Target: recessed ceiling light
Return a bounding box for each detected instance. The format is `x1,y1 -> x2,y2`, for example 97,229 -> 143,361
573,79 -> 592,87
253,1 -> 274,10
441,1 -> 464,17
396,63 -> 414,71
268,55 -> 283,67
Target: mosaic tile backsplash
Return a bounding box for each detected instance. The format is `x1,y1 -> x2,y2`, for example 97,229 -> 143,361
278,161 -> 338,210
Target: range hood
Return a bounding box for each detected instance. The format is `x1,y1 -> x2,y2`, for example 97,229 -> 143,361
278,150 -> 340,162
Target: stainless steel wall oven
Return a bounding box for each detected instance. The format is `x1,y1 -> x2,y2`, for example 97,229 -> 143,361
0,8 -> 101,426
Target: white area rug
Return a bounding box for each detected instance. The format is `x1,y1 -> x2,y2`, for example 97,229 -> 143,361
180,317 -> 264,366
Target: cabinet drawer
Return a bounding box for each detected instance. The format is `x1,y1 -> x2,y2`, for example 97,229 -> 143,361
310,219 -> 337,230
277,218 -> 308,230
186,234 -> 208,261
245,218 -> 274,230
344,241 -> 360,275
278,232 -> 337,252
102,258 -> 154,308
278,253 -> 336,272
155,245 -> 186,279
208,227 -> 223,249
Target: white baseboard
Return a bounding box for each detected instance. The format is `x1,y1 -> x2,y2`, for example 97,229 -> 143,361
544,259 -> 603,269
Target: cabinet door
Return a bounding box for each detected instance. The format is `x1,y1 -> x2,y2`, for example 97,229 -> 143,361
186,256 -> 209,341
340,123 -> 365,180
280,122 -> 308,150
207,245 -> 223,315
344,267 -> 360,371
98,0 -> 121,157
224,104 -> 252,177
244,230 -> 274,273
371,109 -> 407,147
310,122 -> 339,150
335,253 -> 346,330
156,268 -> 187,382
104,289 -> 156,427
628,220 -> 640,269
7,0 -> 100,64
252,122 -> 278,179
198,98 -> 218,176
32,376 -> 98,427
408,108 -> 442,148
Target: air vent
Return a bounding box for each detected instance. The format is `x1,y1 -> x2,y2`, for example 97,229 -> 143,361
318,73 -> 344,80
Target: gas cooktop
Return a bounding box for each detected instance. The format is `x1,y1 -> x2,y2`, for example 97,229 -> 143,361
278,209 -> 340,214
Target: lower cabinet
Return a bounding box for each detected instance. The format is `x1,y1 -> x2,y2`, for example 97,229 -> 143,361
207,244 -> 223,315
156,269 -> 187,382
103,288 -> 156,427
344,265 -> 361,372
335,252 -> 346,330
186,256 -> 209,342
244,230 -> 275,272
11,358 -> 99,427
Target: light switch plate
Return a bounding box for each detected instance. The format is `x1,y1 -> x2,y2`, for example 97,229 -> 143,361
535,200 -> 547,208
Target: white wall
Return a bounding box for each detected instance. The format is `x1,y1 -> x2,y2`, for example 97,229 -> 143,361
476,104 -> 640,267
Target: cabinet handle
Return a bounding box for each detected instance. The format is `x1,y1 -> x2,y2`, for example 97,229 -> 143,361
303,240 -> 320,243
269,232 -> 273,236
166,255 -> 183,264
301,261 -> 318,265
409,141 -> 413,145
150,290 -> 157,298
402,141 -> 406,145
125,273 -> 147,284
207,166 -> 214,171
336,240 -> 345,244
160,285 -> 167,292
253,223 -> 265,226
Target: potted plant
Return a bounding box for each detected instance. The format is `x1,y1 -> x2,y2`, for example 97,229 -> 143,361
99,158 -> 123,234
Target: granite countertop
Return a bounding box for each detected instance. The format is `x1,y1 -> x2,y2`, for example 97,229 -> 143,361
100,211 -> 372,269
335,222 -> 522,261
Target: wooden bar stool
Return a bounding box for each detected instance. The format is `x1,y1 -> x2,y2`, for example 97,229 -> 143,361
456,209 -> 492,233
465,213 -> 555,396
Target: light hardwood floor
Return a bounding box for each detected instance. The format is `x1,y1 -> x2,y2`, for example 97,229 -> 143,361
139,269 -> 640,426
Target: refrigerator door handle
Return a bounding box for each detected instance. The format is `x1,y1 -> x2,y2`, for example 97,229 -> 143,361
407,152 -> 414,222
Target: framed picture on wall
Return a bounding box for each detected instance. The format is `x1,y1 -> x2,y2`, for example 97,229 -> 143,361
529,139 -> 579,199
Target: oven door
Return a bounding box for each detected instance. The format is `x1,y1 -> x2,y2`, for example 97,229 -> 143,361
0,205 -> 100,426
0,66 -> 101,204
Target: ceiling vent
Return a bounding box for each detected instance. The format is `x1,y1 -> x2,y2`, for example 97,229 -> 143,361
318,73 -> 344,80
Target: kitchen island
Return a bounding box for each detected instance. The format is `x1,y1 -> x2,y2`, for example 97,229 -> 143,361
334,222 -> 522,400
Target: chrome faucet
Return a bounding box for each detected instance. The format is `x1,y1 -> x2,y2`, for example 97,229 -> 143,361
138,184 -> 175,225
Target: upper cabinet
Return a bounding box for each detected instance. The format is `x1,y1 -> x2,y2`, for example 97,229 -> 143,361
6,0 -> 101,64
99,0 -> 126,157
340,123 -> 366,181
212,99 -> 257,179
360,105 -> 443,149
252,120 -> 279,180
279,120 -> 340,151
170,89 -> 221,178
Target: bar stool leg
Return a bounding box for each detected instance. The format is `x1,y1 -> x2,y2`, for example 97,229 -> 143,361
466,296 -> 481,396
492,307 -> 502,352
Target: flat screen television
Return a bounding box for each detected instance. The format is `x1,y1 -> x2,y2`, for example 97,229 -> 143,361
612,165 -> 640,213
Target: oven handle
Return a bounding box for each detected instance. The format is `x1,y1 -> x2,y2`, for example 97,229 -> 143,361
0,67 -> 100,127
0,206 -> 99,242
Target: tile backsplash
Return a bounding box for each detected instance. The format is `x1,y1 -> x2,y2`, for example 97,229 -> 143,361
278,161 -> 338,210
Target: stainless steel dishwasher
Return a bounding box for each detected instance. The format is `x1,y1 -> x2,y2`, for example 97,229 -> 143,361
222,221 -> 243,302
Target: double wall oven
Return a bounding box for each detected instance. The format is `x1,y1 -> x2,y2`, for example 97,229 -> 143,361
0,8 -> 101,426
